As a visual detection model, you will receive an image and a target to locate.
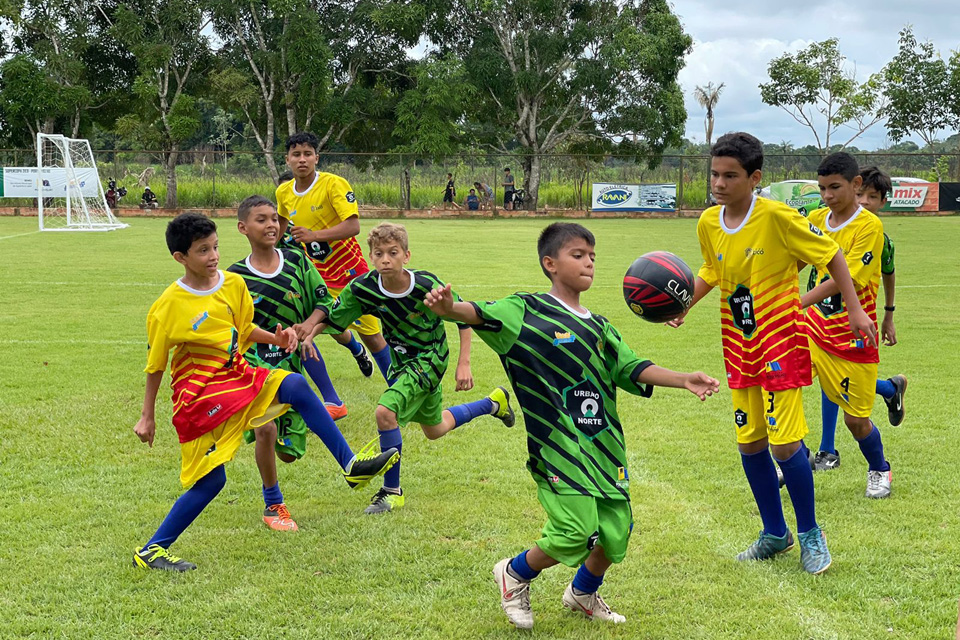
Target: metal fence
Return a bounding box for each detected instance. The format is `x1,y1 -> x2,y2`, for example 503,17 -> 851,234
2,148 -> 958,210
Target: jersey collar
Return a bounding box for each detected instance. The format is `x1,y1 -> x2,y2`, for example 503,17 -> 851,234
547,293 -> 592,319
825,205 -> 864,232
176,270 -> 224,296
292,172 -> 319,197
378,269 -> 416,298
244,249 -> 284,278
719,195 -> 756,235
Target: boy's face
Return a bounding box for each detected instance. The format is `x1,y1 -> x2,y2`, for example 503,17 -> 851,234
818,174 -> 862,213
286,144 -> 318,178
543,237 -> 595,292
710,156 -> 760,205
174,233 -> 219,277
857,186 -> 886,213
238,205 -> 280,248
370,241 -> 410,276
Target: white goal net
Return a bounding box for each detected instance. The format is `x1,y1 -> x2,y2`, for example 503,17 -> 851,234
37,133 -> 127,231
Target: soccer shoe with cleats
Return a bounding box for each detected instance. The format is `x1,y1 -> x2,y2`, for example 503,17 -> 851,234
562,583 -> 626,623
353,345 -> 374,378
324,402 -> 348,422
263,503 -> 298,531
343,439 -> 400,490
866,468 -> 892,499
798,526 -> 832,574
737,530 -> 794,561
133,544 -> 197,572
884,375 -> 907,427
776,465 -> 785,488
813,449 -> 841,471
364,487 -> 405,514
488,386 -> 516,428
493,558 -> 533,630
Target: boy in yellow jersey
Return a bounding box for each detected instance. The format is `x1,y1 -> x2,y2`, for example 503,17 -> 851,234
276,132 -> 394,383
670,132 -> 876,574
131,214 -> 399,572
801,153 -> 893,498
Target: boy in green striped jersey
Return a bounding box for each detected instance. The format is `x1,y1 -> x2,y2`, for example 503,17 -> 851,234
425,222 -> 719,629
299,222 -> 516,515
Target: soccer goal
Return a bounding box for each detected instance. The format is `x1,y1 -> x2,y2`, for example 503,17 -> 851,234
36,133 -> 128,231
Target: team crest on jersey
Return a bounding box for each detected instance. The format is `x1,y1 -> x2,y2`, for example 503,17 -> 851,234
862,251 -> 874,265
563,376 -> 606,438
346,191 -> 356,203
284,291 -> 302,301
616,467 -> 628,489
809,223 -> 823,236
553,331 -> 576,346
190,311 -> 209,331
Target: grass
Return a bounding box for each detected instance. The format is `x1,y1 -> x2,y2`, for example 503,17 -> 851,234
0,215 -> 957,639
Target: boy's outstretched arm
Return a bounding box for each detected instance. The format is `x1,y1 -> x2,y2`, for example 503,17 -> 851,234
881,270 -> 897,346
134,371 -> 163,447
455,326 -> 475,391
822,249 -> 877,347
800,279 -> 839,308
293,308 -> 327,341
424,284 -> 483,325
250,324 -> 298,353
667,276 -> 714,328
636,366 -> 720,401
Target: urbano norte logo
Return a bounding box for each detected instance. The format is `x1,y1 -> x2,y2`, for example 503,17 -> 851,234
596,185 -> 633,207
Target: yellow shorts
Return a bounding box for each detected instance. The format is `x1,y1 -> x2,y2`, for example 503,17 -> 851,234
179,369 -> 291,487
329,286 -> 382,336
730,386 -> 808,446
810,340 -> 878,419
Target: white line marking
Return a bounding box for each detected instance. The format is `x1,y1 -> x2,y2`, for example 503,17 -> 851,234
0,231 -> 41,241
0,339 -> 142,345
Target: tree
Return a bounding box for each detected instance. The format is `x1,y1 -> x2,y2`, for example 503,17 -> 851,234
760,38 -> 885,154
693,81 -> 724,203
452,0 -> 691,209
113,0 -> 211,208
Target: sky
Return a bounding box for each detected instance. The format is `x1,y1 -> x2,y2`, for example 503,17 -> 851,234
672,0 -> 960,150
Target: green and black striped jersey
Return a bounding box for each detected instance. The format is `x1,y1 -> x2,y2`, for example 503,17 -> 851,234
227,247 -> 333,372
470,293 -> 654,501
319,269 -> 465,388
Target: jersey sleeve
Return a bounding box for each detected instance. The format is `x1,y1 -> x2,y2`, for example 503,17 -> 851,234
320,281 -> 365,332
881,233 -> 896,275
330,176 -> 359,222
845,218 -> 884,288
468,295 -> 526,355
275,185 -> 290,219
603,321 -> 654,397
782,209 -> 838,270
696,216 -> 719,287
144,308 -> 172,374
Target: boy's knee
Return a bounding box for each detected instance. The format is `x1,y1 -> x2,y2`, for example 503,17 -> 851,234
844,414 -> 871,438
255,422 -> 277,442
375,405 -> 398,430
421,425 -> 443,440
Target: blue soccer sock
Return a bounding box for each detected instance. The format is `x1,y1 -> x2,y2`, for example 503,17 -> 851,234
146,465 -> 226,549
741,449 -> 787,538
572,564 -> 604,595
819,390 -> 840,454
876,378 -> 896,399
278,374 -> 354,470
379,427 -> 403,490
508,550 -> 540,581
448,398 -> 494,428
262,482 -> 283,508
371,345 -> 393,383
777,443 -> 818,534
300,341 -> 342,406
342,332 -> 364,357
857,423 -> 890,472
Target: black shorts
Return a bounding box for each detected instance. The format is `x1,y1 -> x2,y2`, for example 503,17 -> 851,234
443,190 -> 454,203
504,190 -> 515,206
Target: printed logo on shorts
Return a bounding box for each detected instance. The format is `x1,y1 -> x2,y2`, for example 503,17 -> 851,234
616,466 -> 629,489
549,475 -> 560,484
587,531 -> 599,551
207,404 -> 222,418
734,408 -> 748,428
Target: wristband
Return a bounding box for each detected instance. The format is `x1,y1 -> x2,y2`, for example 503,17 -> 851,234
884,305 -> 895,312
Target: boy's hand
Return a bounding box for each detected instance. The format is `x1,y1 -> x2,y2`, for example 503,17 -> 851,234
684,372 -> 720,401
289,225 -> 317,244
134,416 -> 156,447
881,315 -> 897,346
666,311 -> 687,328
275,323 -> 298,353
300,340 -> 319,361
293,318 -> 318,341
455,362 -> 474,391
848,308 -> 878,348
424,284 -> 455,316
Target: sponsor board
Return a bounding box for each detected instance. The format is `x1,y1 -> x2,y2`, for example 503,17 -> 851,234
592,182 -> 676,212
1,167 -> 101,198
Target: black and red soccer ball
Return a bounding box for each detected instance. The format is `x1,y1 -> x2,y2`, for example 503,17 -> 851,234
623,251 -> 695,323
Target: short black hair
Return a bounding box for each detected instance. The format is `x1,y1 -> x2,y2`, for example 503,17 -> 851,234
447,173 -> 453,177
818,152 -> 859,181
474,181 -> 481,188
278,170 -> 293,182
711,132 -> 764,175
285,131 -> 319,153
238,195 -> 276,221
504,167 -> 511,172
537,222 -> 595,279
166,213 -> 216,255
859,166 -> 892,200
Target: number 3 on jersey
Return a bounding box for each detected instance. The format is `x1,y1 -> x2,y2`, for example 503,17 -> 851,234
727,284 -> 757,338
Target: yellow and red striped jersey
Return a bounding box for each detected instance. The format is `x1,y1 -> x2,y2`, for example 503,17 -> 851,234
697,196 -> 839,390
804,206 -> 883,363
276,172 -> 369,289
145,271 -> 271,443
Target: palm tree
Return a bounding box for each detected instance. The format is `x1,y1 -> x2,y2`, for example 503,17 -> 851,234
694,82 -> 725,204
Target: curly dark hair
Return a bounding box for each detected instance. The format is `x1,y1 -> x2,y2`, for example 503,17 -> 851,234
285,131 -> 320,153
711,132 -> 764,175
166,213 -> 217,255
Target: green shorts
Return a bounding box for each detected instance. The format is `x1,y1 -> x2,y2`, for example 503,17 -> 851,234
242,407 -> 308,460
535,486 -> 634,567
378,368 -> 444,427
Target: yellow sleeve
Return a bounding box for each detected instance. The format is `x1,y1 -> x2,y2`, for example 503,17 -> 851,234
329,175 -> 359,222
275,184 -> 289,219
781,207 -> 838,271
696,214 -> 719,287
144,307 -> 172,374
846,217 -> 885,288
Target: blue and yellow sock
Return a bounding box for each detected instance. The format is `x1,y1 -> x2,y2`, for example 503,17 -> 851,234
741,449 -> 787,537
262,483 -> 283,508
146,465 -> 226,549
819,390 -> 839,454
448,398 -> 494,428
778,443 -> 818,534
876,378 -> 896,399
379,427 -> 403,490
857,423 -> 890,472
278,374 -> 353,470
301,341 -> 342,406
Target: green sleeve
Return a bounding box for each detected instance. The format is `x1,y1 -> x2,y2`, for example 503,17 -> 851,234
881,233 -> 896,275
320,281 -> 365,332
603,321 -> 654,397
468,295 -> 527,355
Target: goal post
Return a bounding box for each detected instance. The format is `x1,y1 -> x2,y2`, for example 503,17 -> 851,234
36,133 -> 128,232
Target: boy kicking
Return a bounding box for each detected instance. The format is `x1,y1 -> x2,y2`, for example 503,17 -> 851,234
132,214 -> 398,571
425,222 -> 719,629
301,222 -> 515,514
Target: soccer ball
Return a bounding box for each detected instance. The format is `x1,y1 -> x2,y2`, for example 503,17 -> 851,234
622,251 -> 695,323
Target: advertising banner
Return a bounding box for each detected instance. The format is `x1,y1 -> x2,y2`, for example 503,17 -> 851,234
880,179 -> 939,212
1,167 -> 100,198
765,181 -> 823,216
938,183 -> 960,211
592,183 -> 677,212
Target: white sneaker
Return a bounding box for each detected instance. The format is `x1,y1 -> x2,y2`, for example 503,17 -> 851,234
866,468 -> 892,499
562,583 -> 626,623
493,558 -> 533,629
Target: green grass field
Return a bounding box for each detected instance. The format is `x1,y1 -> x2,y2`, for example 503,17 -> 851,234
1,215 -> 957,639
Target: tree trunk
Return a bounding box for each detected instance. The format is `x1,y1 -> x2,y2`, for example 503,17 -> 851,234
401,165 -> 412,210
164,150 -> 179,209
521,153 -> 541,210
